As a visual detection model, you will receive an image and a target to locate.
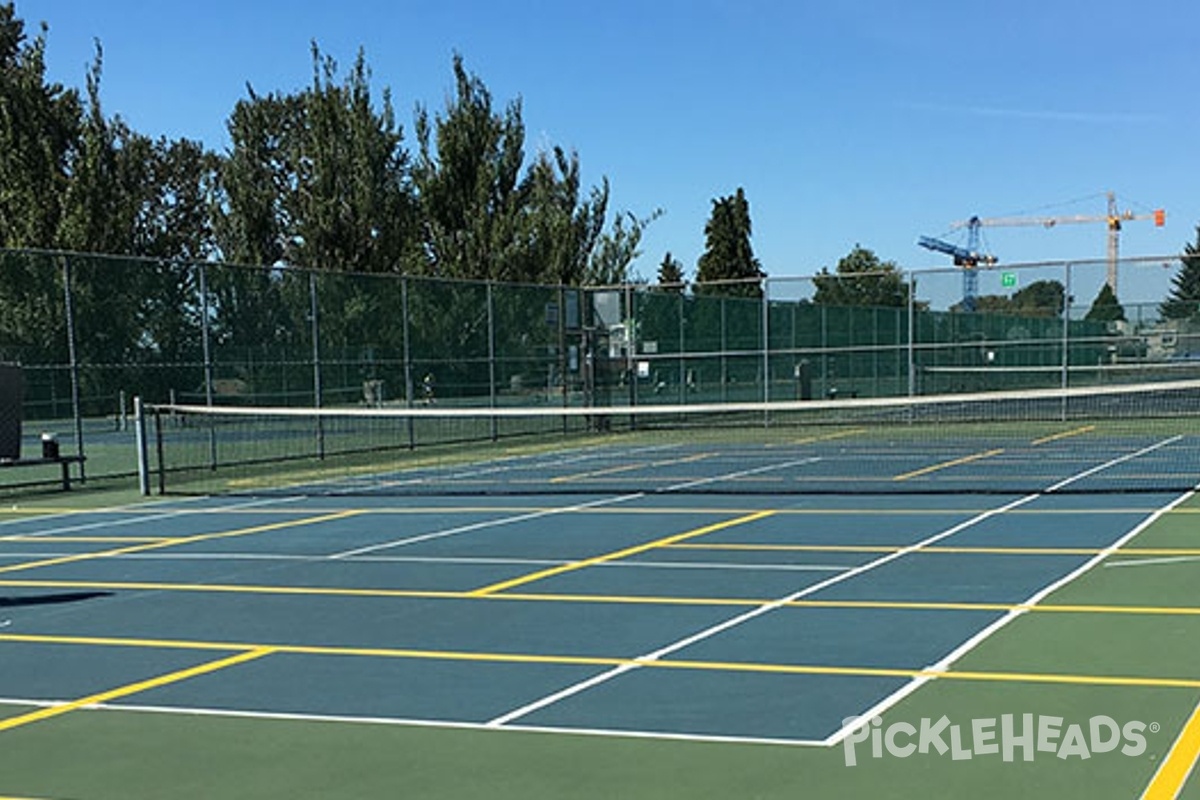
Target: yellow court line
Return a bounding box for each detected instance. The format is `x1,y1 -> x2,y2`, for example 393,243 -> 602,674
0,631 -> 1197,692
3,577 -> 1200,618
550,452 -> 712,484
785,428 -> 867,446
669,542 -> 898,554
893,448 -> 1006,482
467,510 -> 776,596
0,647 -> 274,733
1141,696 -> 1200,799
1031,425 -> 1096,446
0,511 -> 364,576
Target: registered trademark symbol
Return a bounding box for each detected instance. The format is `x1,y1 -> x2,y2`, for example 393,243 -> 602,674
1150,722 -> 1161,734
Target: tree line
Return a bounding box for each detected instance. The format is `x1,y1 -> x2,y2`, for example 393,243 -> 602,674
3,0 -> 1198,321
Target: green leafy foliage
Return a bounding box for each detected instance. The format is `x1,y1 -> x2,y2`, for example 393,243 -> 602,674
1160,228 -> 1200,321
974,280 -> 1065,318
812,245 -> 907,308
1084,283 -> 1126,323
657,252 -> 685,291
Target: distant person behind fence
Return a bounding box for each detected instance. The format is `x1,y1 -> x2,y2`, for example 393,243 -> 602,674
421,372 -> 436,404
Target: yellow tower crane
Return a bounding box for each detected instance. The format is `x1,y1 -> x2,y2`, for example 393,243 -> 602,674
950,192 -> 1165,295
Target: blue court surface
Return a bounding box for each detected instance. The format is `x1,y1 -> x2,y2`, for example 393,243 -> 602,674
0,485 -> 1189,751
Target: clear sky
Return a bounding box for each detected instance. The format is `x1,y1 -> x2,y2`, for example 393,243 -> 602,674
17,0 -> 1199,307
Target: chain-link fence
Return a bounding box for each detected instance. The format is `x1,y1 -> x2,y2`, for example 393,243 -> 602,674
1,249 -> 1197,486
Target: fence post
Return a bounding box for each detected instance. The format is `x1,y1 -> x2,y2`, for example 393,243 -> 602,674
907,270 -> 916,397
486,281 -> 497,440
678,290 -> 686,404
1061,262 -> 1072,420
59,255 -> 86,482
761,277 -> 770,404
720,296 -> 727,402
401,276 -> 414,449
558,285 -> 568,412
308,269 -> 324,458
198,263 -> 217,468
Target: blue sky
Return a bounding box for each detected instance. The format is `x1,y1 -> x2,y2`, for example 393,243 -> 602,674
18,0 -> 1199,306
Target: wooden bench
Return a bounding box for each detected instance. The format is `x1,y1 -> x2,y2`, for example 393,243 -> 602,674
0,455 -> 86,491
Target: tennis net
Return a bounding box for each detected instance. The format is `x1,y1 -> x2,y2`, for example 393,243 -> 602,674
138,378 -> 1200,496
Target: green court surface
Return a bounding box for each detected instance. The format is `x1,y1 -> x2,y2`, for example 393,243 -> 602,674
0,488 -> 1197,798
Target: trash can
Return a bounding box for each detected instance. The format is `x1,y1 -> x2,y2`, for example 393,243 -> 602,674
0,364 -> 24,461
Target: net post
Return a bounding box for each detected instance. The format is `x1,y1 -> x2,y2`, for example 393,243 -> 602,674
134,396 -> 150,495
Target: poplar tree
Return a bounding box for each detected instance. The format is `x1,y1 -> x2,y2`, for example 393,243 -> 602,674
695,187 -> 763,297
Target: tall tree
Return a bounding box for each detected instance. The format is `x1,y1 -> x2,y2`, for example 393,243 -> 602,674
812,245 -> 908,307
293,45 -> 414,273
216,44 -> 413,273
515,146 -> 608,285
1161,228 -> 1200,321
695,187 -> 763,297
1085,283 -> 1126,323
587,208 -> 661,285
1010,279 -> 1065,318
412,54 -> 525,280
0,3 -> 79,248
216,88 -> 297,267
57,42 -> 144,254
657,251 -> 685,291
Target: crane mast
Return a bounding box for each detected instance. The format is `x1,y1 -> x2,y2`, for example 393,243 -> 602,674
949,192 -> 1164,295
917,217 -> 997,312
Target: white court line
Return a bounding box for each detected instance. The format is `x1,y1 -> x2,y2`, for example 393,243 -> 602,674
0,496 -> 305,540
331,442 -> 684,493
824,442 -> 1197,746
0,494 -> 214,530
327,453 -> 824,560
326,493 -> 646,559
0,699 -> 827,748
1044,436 -> 1183,492
484,493 -> 1037,728
661,457 -> 821,492
489,435 -> 1195,732
1104,555 -> 1200,569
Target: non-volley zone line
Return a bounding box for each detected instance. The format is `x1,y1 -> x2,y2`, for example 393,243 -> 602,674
2,630 -> 1199,693
4,576 -> 1200,618
0,511 -> 365,577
